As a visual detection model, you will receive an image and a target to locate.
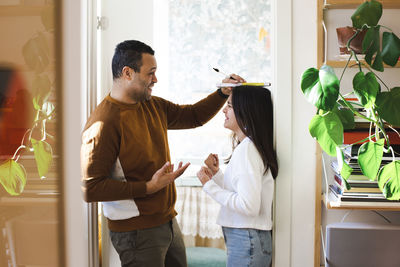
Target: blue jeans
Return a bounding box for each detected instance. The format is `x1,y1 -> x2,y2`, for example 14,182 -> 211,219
222,227 -> 272,267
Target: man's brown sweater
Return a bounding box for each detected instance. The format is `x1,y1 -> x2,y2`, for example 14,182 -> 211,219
81,90 -> 226,232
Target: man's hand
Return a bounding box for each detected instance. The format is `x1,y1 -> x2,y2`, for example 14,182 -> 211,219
204,153 -> 219,176
146,161 -> 190,194
220,74 -> 246,95
196,166 -> 213,185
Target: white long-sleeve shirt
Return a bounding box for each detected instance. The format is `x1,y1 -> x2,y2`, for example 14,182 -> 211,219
202,137 -> 274,230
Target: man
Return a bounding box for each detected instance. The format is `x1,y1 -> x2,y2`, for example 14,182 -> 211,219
81,40 -> 244,267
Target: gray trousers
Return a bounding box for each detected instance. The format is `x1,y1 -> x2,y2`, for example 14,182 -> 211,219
110,218 -> 187,267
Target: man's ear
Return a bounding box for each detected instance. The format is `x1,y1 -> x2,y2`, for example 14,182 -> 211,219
121,66 -> 133,80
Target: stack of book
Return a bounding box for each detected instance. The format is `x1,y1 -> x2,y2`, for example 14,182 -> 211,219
329,144 -> 400,203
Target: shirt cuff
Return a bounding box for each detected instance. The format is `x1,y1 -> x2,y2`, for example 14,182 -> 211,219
217,88 -> 229,99
129,181 -> 147,198
203,179 -> 217,193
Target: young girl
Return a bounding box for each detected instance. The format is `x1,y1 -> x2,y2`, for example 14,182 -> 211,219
197,85 -> 278,267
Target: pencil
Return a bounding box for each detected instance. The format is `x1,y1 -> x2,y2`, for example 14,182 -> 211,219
213,68 -> 237,81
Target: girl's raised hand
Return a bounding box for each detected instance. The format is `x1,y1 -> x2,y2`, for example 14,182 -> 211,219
204,153 -> 219,175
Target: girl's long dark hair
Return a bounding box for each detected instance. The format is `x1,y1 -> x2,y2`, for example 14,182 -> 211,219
227,86 -> 278,179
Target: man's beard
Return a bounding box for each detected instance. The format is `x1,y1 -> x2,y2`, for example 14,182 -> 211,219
130,87 -> 152,102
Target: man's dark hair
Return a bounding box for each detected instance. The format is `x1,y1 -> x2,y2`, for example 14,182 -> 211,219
111,40 -> 155,80
227,86 -> 279,179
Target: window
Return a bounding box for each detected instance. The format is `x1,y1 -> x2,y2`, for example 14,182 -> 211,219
153,0 -> 272,182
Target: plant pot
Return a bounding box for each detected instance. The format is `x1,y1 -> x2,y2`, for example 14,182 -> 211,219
336,26 -> 367,55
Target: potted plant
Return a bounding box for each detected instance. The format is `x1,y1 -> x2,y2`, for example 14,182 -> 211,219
336,26 -> 367,55
301,0 -> 400,200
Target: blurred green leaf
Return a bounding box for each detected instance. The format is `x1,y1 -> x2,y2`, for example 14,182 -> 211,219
332,105 -> 355,130
375,87 -> 400,126
22,32 -> 49,73
32,74 -> 51,110
381,32 -> 400,66
42,102 -> 55,117
358,139 -> 384,180
309,112 -> 343,156
371,51 -> 384,71
362,26 -> 383,71
0,160 -> 27,196
378,160 -> 400,200
336,148 -> 353,184
301,65 -> 339,111
33,96 -> 41,110
353,71 -> 379,108
351,0 -> 382,29
31,138 -> 52,178
341,162 -> 354,183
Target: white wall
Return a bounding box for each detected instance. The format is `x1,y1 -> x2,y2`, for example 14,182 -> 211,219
99,0 -> 154,100
62,0 -> 88,266
291,0 -> 318,266
272,0 -> 294,266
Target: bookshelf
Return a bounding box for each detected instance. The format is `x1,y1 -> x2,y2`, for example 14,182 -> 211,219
323,192 -> 400,210
315,142 -> 400,267
315,2 -> 400,265
315,147 -> 400,267
320,150 -> 400,211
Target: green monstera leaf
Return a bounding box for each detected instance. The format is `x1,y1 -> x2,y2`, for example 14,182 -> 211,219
31,138 -> 53,178
301,65 -> 340,111
351,0 -> 382,29
0,159 -> 27,196
375,87 -> 400,127
358,139 -> 384,180
336,148 -> 354,183
381,32 -> 400,67
378,161 -> 400,200
352,71 -> 380,108
341,163 -> 353,184
332,105 -> 355,130
362,26 -> 383,72
309,112 -> 343,156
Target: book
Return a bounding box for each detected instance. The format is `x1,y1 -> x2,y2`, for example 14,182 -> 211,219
330,183 -> 382,195
334,174 -> 378,188
328,189 -> 399,203
331,161 -> 371,181
343,130 -> 400,145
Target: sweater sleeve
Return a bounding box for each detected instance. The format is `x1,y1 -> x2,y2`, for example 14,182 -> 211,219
81,107 -> 147,202
212,169 -> 224,187
165,90 -> 227,129
202,141 -> 264,217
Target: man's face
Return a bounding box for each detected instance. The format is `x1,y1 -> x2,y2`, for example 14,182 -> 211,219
127,53 -> 157,102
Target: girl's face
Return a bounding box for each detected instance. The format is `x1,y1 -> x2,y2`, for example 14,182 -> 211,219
223,95 -> 240,133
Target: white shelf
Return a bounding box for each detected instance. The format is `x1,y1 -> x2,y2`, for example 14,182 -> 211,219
323,192 -> 400,210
